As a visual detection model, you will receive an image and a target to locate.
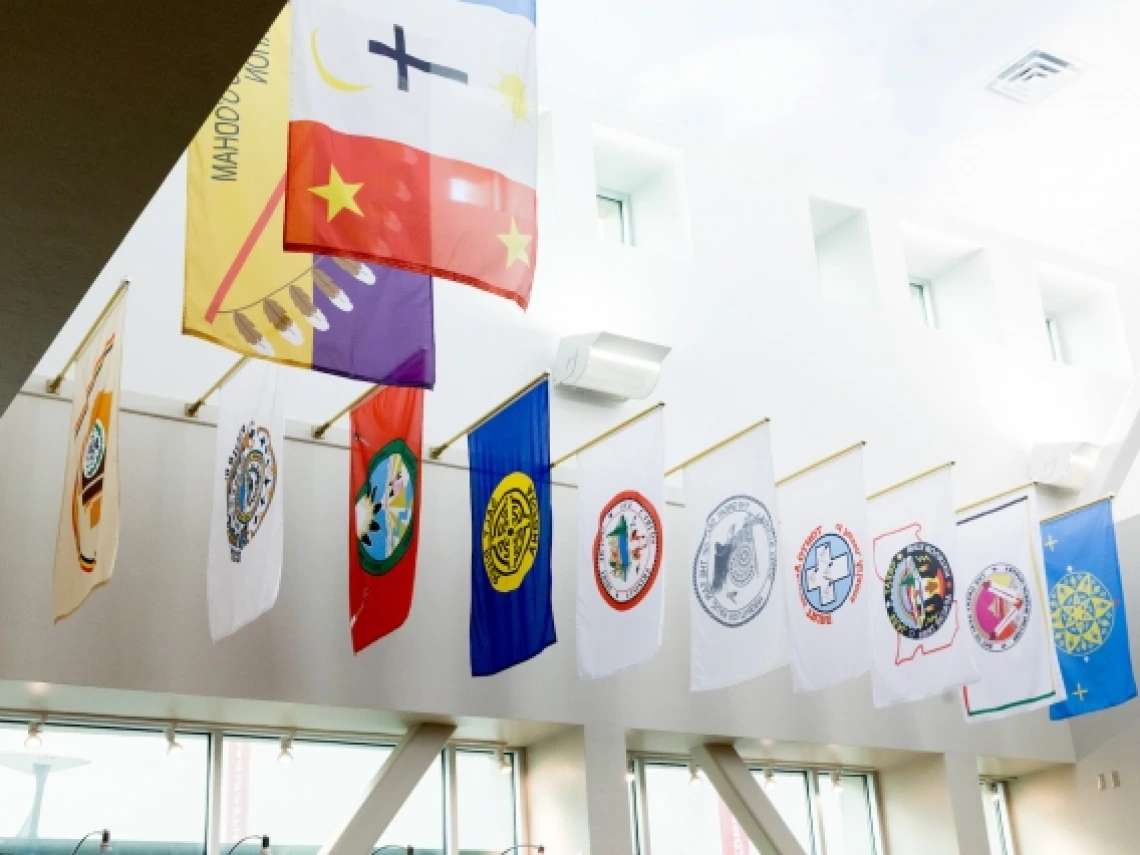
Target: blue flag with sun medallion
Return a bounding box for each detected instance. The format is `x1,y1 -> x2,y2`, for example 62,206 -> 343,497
1043,498 -> 1137,720
468,380 -> 556,676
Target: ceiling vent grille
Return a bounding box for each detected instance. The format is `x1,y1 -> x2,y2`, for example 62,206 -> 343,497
987,49 -> 1081,105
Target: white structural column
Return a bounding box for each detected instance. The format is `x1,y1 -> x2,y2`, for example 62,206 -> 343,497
942,753 -> 990,855
693,743 -> 806,855
583,723 -> 636,855
318,723 -> 456,855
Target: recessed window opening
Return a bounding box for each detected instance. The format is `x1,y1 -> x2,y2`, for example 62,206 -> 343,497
909,278 -> 936,328
1045,316 -> 1064,363
597,191 -> 632,246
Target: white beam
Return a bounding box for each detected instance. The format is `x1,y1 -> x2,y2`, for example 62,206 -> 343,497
693,744 -> 806,855
583,723 -> 635,855
688,743 -> 807,855
943,753 -> 990,855
1081,375 -> 1140,501
319,723 -> 456,855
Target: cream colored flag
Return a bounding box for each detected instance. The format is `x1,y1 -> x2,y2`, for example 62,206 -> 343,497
53,293 -> 128,621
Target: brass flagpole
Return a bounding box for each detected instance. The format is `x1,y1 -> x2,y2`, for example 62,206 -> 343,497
46,278 -> 130,395
665,418 -> 770,477
956,481 -> 1037,515
551,402 -> 665,468
1039,494 -> 1115,524
775,441 -> 866,487
313,384 -> 384,439
428,372 -> 550,459
185,357 -> 251,418
866,460 -> 955,502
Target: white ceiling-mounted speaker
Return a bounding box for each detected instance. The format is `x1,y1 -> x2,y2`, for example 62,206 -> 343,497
552,332 -> 670,401
1030,441 -> 1103,492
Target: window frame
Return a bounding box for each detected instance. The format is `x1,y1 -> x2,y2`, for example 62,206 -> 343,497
909,277 -> 936,328
597,189 -> 634,247
630,756 -> 882,855
1045,315 -> 1065,363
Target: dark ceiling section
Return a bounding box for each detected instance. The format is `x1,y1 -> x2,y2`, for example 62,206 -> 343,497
0,0 -> 286,415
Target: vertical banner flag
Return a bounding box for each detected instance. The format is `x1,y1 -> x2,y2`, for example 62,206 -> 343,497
207,360 -> 287,641
53,295 -> 128,621
577,409 -> 666,679
868,466 -> 979,707
778,445 -> 871,693
349,386 -> 425,654
958,492 -> 1065,721
184,7 -> 436,387
1043,498 -> 1137,720
686,423 -> 785,691
285,0 -> 538,308
469,381 -> 556,675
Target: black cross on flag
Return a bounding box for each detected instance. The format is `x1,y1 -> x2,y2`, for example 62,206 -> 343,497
369,25 -> 469,92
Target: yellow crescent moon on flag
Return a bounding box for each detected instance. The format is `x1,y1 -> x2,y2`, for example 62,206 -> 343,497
310,29 -> 371,92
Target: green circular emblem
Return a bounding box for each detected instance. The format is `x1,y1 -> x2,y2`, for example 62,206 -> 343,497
354,438 -> 418,575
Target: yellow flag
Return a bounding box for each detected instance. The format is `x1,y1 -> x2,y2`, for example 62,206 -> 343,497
53,294 -> 128,621
183,7 -> 311,367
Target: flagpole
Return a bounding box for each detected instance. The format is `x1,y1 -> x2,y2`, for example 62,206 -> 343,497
1039,494 -> 1115,524
665,418 -> 770,477
775,441 -> 866,487
428,372 -> 550,459
46,279 -> 130,395
551,402 -> 665,469
956,481 -> 1037,515
866,460 -> 955,502
185,357 -> 251,418
312,384 -> 384,439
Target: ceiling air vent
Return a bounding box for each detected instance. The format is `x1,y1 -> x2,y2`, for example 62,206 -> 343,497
986,49 -> 1081,105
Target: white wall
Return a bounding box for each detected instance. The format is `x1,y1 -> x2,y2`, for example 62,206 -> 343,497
878,756 -> 959,855
814,213 -> 878,310
526,728 -> 591,855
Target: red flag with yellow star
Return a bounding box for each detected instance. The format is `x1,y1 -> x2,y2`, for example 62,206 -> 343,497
284,0 -> 537,309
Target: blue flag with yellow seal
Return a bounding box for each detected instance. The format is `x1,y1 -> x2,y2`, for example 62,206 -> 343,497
1043,498 -> 1137,720
468,380 -> 556,676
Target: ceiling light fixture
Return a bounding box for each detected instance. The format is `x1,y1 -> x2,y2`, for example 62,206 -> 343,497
278,735 -> 293,764
689,763 -> 703,787
989,781 -> 1001,804
829,770 -> 844,795
25,720 -> 43,751
625,760 -> 636,784
165,725 -> 183,757
763,768 -> 778,793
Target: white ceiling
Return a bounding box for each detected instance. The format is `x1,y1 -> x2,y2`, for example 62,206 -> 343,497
540,0 -> 1140,276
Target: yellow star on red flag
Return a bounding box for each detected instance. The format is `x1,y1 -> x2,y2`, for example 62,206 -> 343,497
309,165 -> 364,222
497,217 -> 532,268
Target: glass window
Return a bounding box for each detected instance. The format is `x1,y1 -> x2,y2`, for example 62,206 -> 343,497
814,772 -> 880,855
219,737 -> 443,855
1045,316 -> 1064,363
910,279 -> 935,327
641,763 -> 816,855
981,781 -> 1016,855
597,193 -> 630,245
456,749 -> 518,855
0,721 -> 209,855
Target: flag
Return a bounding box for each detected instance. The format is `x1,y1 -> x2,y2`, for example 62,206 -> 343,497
184,7 -> 436,387
868,466 -> 979,707
1043,498 -> 1137,720
958,492 -> 1065,720
349,386 -> 424,653
468,381 -> 556,675
778,445 -> 871,693
285,0 -> 538,309
686,423 -> 785,691
207,360 -> 287,640
577,408 -> 665,679
53,294 -> 128,621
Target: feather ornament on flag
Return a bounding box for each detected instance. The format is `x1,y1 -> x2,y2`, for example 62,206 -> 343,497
289,284 -> 329,331
314,269 -> 354,311
234,311 -> 274,356
263,298 -> 304,345
331,256 -> 376,286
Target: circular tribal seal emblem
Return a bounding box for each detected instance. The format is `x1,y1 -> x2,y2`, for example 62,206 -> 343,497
693,495 -> 777,627
800,530 -> 860,616
594,491 -> 662,611
225,421 -> 278,563
967,563 -> 1031,652
883,542 -> 954,640
1050,570 -> 1114,657
482,472 -> 541,593
355,438 -> 417,575
82,420 -> 106,481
